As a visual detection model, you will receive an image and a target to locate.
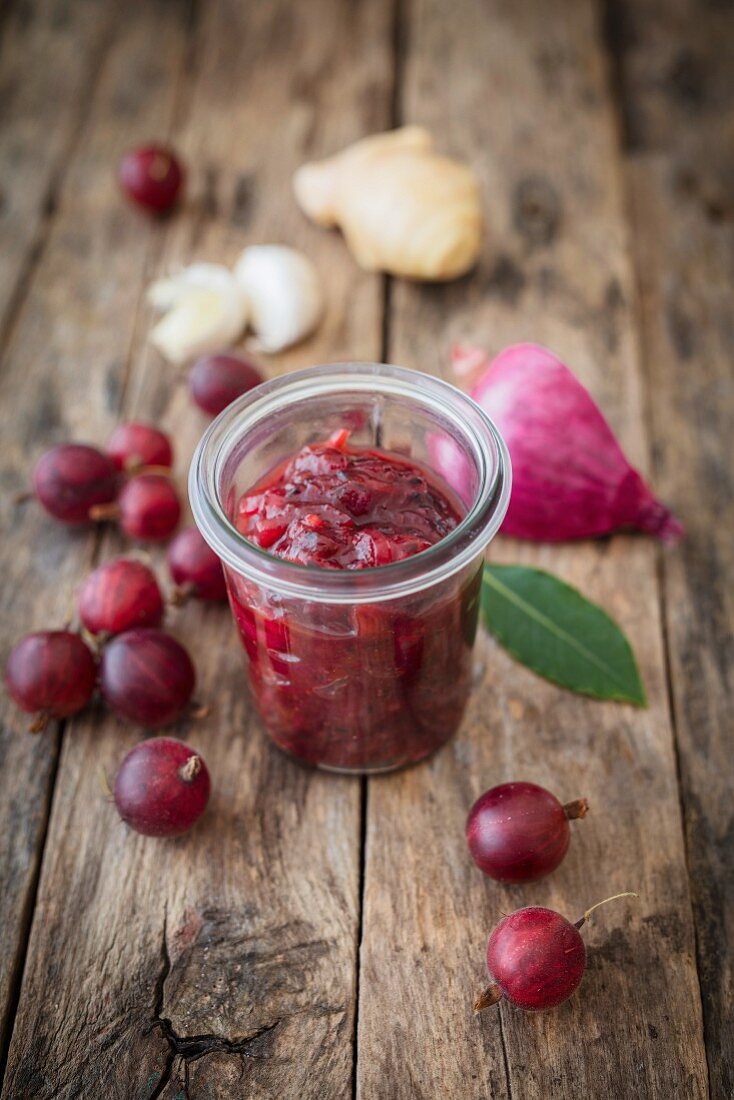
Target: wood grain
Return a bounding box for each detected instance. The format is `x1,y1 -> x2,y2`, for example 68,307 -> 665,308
0,0 -> 118,334
2,0 -> 394,1096
610,0 -> 734,1093
0,0 -> 729,1096
0,0 -> 189,1070
357,0 -> 709,1096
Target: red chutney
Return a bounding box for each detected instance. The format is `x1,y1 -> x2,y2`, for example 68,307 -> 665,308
236,429 -> 461,567
227,431 -> 482,771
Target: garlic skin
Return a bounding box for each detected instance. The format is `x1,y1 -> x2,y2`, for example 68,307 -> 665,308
233,245 -> 323,353
293,127 -> 484,281
147,263 -> 248,365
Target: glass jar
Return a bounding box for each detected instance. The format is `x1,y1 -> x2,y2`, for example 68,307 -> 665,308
189,363 -> 510,774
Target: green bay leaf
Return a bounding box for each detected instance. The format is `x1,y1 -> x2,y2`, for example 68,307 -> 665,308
481,564 -> 646,705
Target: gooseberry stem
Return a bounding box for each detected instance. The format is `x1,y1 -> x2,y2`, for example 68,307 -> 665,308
190,700 -> 211,720
89,502 -> 120,522
179,755 -> 202,783
563,798 -> 589,820
169,582 -> 196,608
574,891 -> 638,930
123,462 -> 173,478
474,982 -> 503,1014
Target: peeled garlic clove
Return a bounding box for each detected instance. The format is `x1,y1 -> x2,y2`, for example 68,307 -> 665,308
233,245 -> 323,353
147,263 -> 248,365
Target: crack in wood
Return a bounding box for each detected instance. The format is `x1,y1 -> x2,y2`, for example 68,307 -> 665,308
145,907 -> 281,1096
148,1017 -> 281,1065
351,777 -> 368,1100
496,1005 -> 514,1100
153,905 -> 171,1025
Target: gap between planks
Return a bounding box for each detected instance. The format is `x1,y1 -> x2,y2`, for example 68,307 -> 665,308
599,0 -> 714,1089
0,725 -> 62,1092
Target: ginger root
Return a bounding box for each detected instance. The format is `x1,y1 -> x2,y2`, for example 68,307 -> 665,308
293,127 -> 483,281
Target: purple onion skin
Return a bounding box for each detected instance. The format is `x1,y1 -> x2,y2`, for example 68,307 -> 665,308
457,343 -> 683,543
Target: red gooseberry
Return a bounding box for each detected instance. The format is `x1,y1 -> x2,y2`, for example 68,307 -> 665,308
113,736 -> 210,837
6,631 -> 97,732
77,558 -> 165,636
32,444 -> 118,524
466,781 -> 588,882
188,353 -> 263,417
92,474 -> 181,541
99,627 -> 195,728
118,144 -> 184,214
474,894 -> 638,1014
167,527 -> 227,603
106,422 -> 173,473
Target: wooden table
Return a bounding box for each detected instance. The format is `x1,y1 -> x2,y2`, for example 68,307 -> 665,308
0,1 -> 731,1096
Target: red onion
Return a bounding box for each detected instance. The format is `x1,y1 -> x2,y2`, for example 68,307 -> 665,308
453,342 -> 682,543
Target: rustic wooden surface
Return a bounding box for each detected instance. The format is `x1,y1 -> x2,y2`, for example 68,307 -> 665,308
0,0 -> 730,1097
612,3 -> 734,1095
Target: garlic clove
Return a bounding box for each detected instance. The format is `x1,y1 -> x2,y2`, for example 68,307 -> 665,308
233,245 -> 323,353
147,263 -> 248,365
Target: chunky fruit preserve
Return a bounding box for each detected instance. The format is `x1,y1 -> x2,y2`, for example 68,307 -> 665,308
225,431 -> 481,770
236,430 -> 461,567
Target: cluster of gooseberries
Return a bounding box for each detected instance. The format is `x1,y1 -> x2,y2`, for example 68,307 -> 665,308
30,387 -> 268,543
8,440 -> 228,837
30,422 -> 180,541
8,532 -> 226,732
7,618 -> 195,734
6,574 -> 215,836
466,780 -> 636,1013
12,151 -> 263,842
14,298 -> 261,838
6,621 -> 209,837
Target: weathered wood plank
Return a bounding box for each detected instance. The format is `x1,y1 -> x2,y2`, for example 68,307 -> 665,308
358,0 -> 709,1096
0,0 -> 189,1073
610,0 -> 734,1092
0,0 -> 118,334
3,0 -> 394,1096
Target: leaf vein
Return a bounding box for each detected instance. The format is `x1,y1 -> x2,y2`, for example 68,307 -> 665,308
482,570 -> 632,692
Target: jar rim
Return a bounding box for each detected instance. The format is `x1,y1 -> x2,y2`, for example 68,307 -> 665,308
189,362 -> 511,604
